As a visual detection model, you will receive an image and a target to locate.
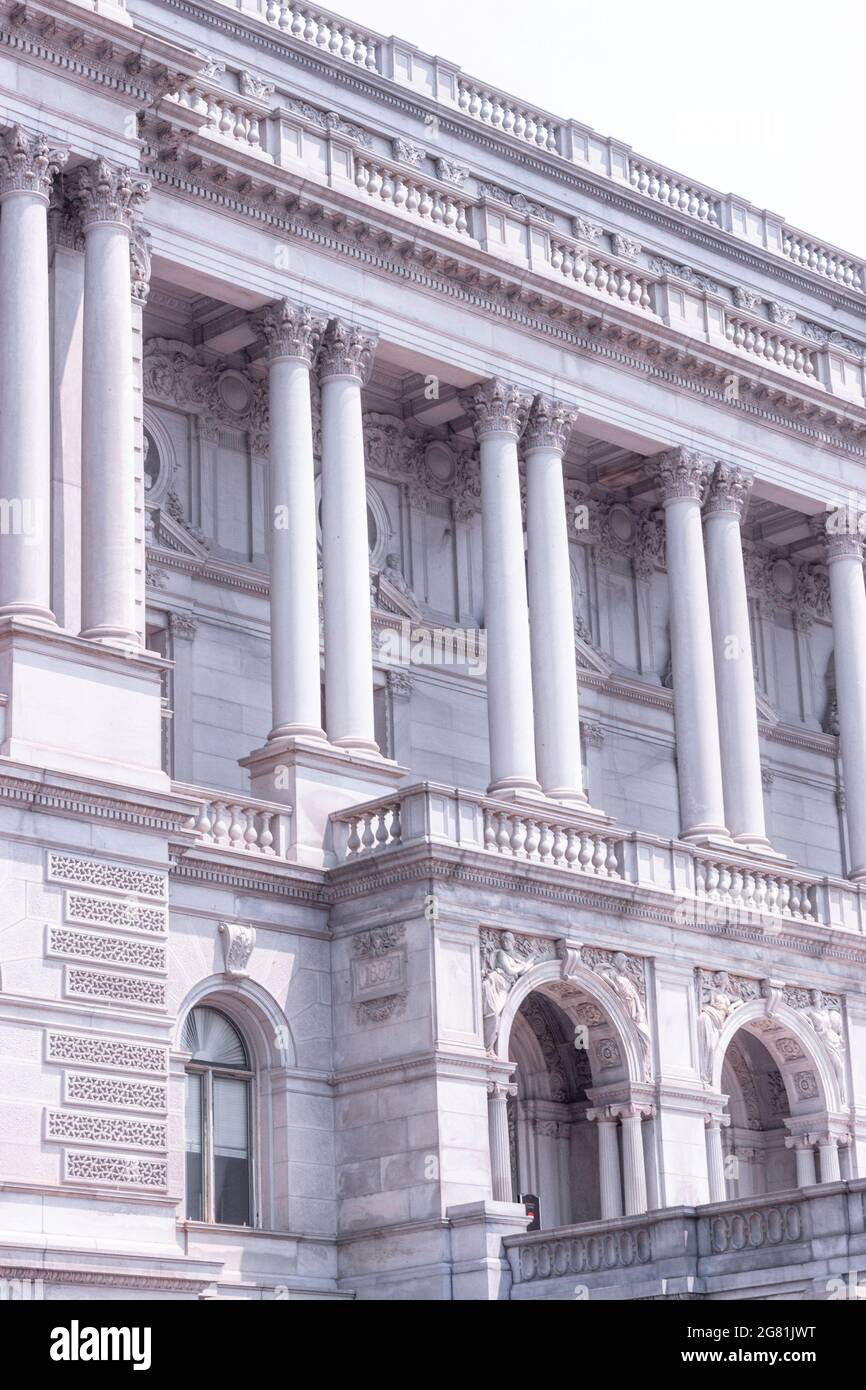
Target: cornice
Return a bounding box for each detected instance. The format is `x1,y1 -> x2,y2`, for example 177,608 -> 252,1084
143,154 -> 866,464
0,768 -> 195,833
0,1259 -> 210,1292
150,0 -> 866,317
168,848 -> 328,903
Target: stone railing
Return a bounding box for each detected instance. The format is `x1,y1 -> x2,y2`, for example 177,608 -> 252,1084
693,853 -> 818,922
549,239 -> 655,310
456,82 -> 559,153
504,1185 -> 854,1299
328,782 -> 626,878
628,160 -> 720,226
262,2 -> 378,69
723,313 -> 817,379
175,783 -> 292,859
353,159 -> 471,234
781,231 -> 863,293
167,85 -> 271,160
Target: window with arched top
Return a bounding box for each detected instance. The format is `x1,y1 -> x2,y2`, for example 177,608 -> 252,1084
183,1006 -> 253,1227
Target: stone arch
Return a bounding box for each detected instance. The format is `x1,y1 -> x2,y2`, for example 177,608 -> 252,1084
175,973 -> 297,1071
142,404 -> 178,506
496,958 -> 647,1088
711,999 -> 840,1115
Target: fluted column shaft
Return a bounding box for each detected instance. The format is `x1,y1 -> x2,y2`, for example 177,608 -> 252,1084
76,159 -> 148,643
524,395 -> 588,804
487,1082 -> 516,1203
589,1108 -> 623,1220
464,379 -> 540,799
817,1136 -> 841,1184
704,465 -> 769,848
617,1107 -> 648,1216
825,526 -> 866,878
318,320 -> 379,753
705,1115 -> 728,1202
654,449 -> 727,841
259,301 -> 327,742
790,1138 -> 817,1187
0,126 -> 66,622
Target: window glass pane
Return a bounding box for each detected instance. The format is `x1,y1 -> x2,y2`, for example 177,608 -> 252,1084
184,1071 -> 203,1222
182,1007 -> 248,1068
213,1076 -> 250,1226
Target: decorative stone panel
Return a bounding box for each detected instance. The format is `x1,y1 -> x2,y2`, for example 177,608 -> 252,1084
64,1151 -> 167,1191
64,967 -> 166,1010
64,1072 -> 167,1113
48,927 -> 166,974
47,852 -> 167,902
46,1032 -> 167,1074
64,891 -> 167,936
45,1109 -> 167,1151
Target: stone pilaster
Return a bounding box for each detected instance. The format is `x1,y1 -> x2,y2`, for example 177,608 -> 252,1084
822,518 -> 866,878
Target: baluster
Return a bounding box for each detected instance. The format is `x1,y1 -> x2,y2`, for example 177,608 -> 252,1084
510,816 -> 526,856
592,836 -> 607,876
227,804 -> 246,852
495,812 -> 511,854
705,862 -> 720,900
346,817 -> 361,855
259,811 -> 275,856
777,880 -> 791,917
195,801 -> 213,843
375,809 -> 390,847
243,808 -> 259,852
483,808 -> 496,850
537,822 -> 553,861
212,801 -> 230,846
578,834 -> 593,873
695,859 -> 707,895
565,828 -> 579,869
390,801 -> 402,842
361,815 -> 376,852
551,825 -> 566,865
788,880 -> 802,918
524,819 -> 540,858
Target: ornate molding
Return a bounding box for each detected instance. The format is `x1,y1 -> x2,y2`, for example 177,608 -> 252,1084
73,158 -> 149,230
256,297 -> 325,364
143,337 -> 269,454
652,447 -> 711,502
523,393 -> 577,455
317,318 -> 378,383
704,462 -> 753,519
219,920 -> 256,979
462,377 -> 532,441
0,123 -> 66,199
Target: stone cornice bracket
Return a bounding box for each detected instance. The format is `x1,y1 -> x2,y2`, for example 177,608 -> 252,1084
462,377 -> 533,442
704,461 -> 754,520
255,298 -> 327,365
317,317 -> 378,384
73,157 -> 150,231
523,393 -> 578,456
651,446 -> 712,504
0,124 -> 67,201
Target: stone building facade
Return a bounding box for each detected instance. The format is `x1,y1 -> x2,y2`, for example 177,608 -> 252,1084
0,0 -> 865,1301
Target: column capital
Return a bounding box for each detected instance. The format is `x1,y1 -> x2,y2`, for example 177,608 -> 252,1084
585,1105 -> 618,1124
256,298 -> 326,365
704,1112 -> 731,1131
487,1080 -> 518,1101
652,446 -> 712,503
73,158 -> 150,231
463,377 -> 533,442
317,318 -> 378,384
704,462 -> 754,519
0,124 -> 67,201
523,393 -> 578,455
819,510 -> 866,563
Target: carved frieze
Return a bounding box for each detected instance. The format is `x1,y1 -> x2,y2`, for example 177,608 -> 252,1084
352,924 -> 407,1024
143,338 -> 269,454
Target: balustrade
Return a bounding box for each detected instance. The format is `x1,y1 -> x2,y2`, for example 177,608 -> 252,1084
629,161 -> 720,224
263,2 -> 378,68
177,784 -> 292,858
724,314 -> 817,378
456,82 -> 559,153
169,86 -> 268,158
549,239 -> 654,309
353,160 -> 470,233
694,855 -> 817,921
781,232 -> 862,292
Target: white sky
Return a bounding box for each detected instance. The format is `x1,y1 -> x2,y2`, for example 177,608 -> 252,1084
328,0 -> 863,260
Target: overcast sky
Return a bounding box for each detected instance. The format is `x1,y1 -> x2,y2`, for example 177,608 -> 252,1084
328,0 -> 862,259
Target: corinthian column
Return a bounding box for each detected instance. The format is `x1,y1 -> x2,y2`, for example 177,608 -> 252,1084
75,159 -> 149,644
823,523 -> 866,879
0,126 -> 67,623
614,1104 -> 649,1216
257,300 -> 327,742
523,395 -> 592,806
704,464 -> 770,849
318,319 -> 380,753
464,379 -> 540,799
653,449 -> 727,842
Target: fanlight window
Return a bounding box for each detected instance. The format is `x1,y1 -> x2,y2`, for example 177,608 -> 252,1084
182,1006 -> 252,1227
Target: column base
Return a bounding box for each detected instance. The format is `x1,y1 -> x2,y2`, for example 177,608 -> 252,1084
268,722 -> 328,743
487,775 -> 544,801
79,624 -> 141,646
0,619 -> 169,792
330,734 -> 382,755
731,831 -> 787,858
0,602 -> 56,627
240,737 -> 407,868
679,824 -> 733,847
541,785 -> 607,817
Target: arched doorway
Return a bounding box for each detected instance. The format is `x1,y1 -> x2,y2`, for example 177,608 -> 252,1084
490,947 -> 654,1228
720,1028 -> 795,1197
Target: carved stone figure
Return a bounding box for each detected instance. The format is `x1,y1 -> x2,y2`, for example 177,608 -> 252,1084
699,971 -> 740,1082
481,930 -> 535,1052
806,989 -> 846,1103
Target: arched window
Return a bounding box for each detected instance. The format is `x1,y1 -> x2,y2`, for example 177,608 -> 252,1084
182,1006 -> 253,1227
